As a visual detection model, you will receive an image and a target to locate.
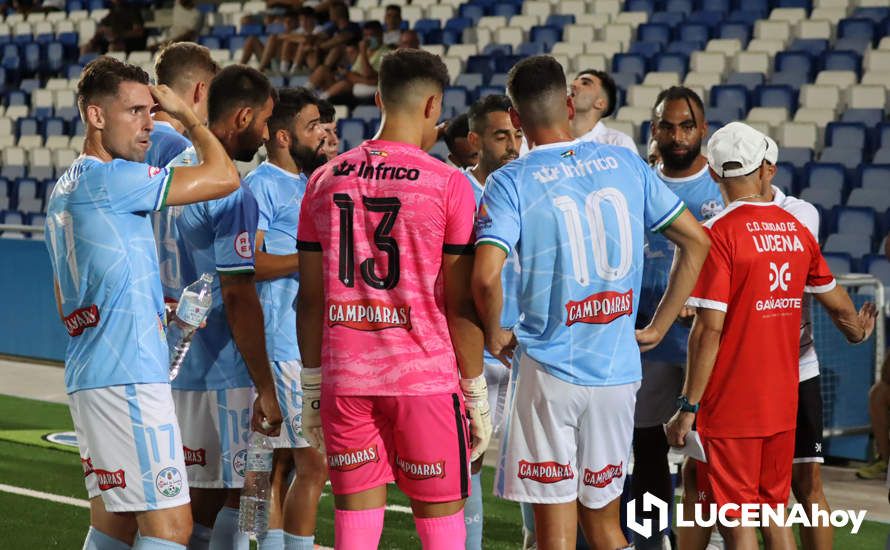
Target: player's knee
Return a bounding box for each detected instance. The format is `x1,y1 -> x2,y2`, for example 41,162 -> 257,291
139,509 -> 193,545
296,455 -> 328,487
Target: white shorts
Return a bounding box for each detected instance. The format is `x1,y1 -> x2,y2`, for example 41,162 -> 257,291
171,387 -> 255,488
484,360 -> 511,438
634,361 -> 684,428
495,352 -> 638,509
69,383 -> 190,512
271,360 -> 310,449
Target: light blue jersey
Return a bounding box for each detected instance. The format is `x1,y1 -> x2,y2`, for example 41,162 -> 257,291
172,185 -> 260,390
640,165 -> 723,365
463,168 -> 522,359
476,140 -> 685,386
153,145 -> 198,302
244,161 -> 307,362
145,121 -> 191,168
45,155 -> 174,393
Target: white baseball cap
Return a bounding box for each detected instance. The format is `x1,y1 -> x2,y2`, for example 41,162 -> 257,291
763,134 -> 778,164
707,122 -> 769,178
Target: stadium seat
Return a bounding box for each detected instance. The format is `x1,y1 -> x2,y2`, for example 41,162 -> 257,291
822,51 -> 862,76
825,123 -> 867,151
678,23 -> 711,44
724,72 -> 764,92
860,165 -> 890,190
837,18 -> 875,45
734,52 -> 770,74
769,7 -> 807,24
775,51 -> 814,79
574,54 -> 608,73
866,256 -> 890,290
841,109 -> 883,128
710,85 -> 750,113
628,85 -> 662,108
756,85 -> 797,112
848,85 -> 887,111
746,107 -> 789,131
800,85 -> 842,113
643,71 -> 681,88
794,108 -> 837,128
754,20 -> 791,45
683,71 -> 722,92
691,51 -> 727,74
747,39 -> 785,57
563,24 -> 595,44
717,23 -> 751,46
820,147 -> 863,171
873,148 -> 890,164
804,162 -> 846,193
777,122 -> 818,150
864,50 -> 890,73
773,162 -> 795,194
613,53 -> 648,80
833,206 -> 876,239
707,38 -> 743,57
14,178 -> 42,213
823,252 -> 853,275
654,53 -> 689,76
603,23 -> 633,48
638,23 -> 671,46
846,188 -> 890,212
800,186 -> 842,210
796,20 -> 832,41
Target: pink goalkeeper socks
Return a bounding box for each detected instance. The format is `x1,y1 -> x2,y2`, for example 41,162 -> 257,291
414,509 -> 466,550
334,507 -> 385,550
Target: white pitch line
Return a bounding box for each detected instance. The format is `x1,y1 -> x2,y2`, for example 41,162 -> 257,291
0,482 -> 415,515
0,483 -> 90,508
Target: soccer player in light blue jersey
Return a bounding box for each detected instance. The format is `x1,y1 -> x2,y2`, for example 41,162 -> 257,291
170,65 -> 282,550
45,56 -> 241,550
471,56 -> 711,550
461,94 -> 523,550
244,87 -> 328,550
147,43 -> 221,303
632,86 -> 724,550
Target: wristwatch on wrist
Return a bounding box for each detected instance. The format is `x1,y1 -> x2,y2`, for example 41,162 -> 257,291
676,395 -> 699,414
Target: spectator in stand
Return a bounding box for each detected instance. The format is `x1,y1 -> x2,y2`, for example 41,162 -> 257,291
80,0 -> 147,55
382,4 -> 403,46
291,1 -> 359,74
398,29 -> 420,50
318,99 -> 341,160
148,0 -> 203,53
312,21 -> 391,104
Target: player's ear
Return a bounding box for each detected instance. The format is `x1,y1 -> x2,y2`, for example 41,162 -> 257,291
374,89 -> 382,110
508,107 -> 521,131
236,106 -> 252,131
85,103 -> 104,129
423,94 -> 438,121
193,80 -> 206,107
467,130 -> 480,150
275,128 -> 289,148
566,94 -> 576,121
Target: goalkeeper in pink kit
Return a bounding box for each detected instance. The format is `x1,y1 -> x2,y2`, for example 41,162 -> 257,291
295,49 -> 492,549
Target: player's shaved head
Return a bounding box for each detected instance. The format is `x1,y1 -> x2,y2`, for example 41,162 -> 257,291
506,55 -> 568,128
154,42 -> 220,94
378,49 -> 449,110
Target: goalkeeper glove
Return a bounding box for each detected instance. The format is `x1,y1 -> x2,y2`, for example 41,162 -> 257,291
460,374 -> 492,462
300,367 -> 325,454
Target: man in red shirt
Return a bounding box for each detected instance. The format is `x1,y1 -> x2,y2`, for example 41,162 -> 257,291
666,122 -> 876,549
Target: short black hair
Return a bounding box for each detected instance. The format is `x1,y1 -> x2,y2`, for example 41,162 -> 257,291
77,56 -> 149,115
653,86 -> 706,126
268,87 -> 319,134
298,6 -> 316,18
155,42 -> 220,91
363,20 -> 383,34
317,99 -> 335,123
208,65 -> 277,125
576,69 -> 618,118
443,113 -> 469,151
385,4 -> 401,13
467,94 -> 512,133
506,55 -> 566,125
378,49 -> 449,107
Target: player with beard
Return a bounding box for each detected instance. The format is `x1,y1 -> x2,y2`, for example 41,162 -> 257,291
171,65 -> 283,550
318,99 -> 341,161
631,86 -> 725,550
461,94 -> 523,550
243,87 -> 328,550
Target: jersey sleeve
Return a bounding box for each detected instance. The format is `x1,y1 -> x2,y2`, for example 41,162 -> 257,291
210,187 -> 257,275
802,228 -> 836,293
686,225 -> 731,312
443,171 -> 477,255
296,170 -> 322,252
103,160 -> 174,213
639,157 -> 686,233
245,173 -> 274,233
791,199 -> 820,239
475,169 -> 520,255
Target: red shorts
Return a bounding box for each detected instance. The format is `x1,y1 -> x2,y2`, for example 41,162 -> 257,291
697,430 -> 794,517
320,392 -> 471,503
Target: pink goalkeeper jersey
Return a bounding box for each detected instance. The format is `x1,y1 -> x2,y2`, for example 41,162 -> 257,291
297,140 -> 477,396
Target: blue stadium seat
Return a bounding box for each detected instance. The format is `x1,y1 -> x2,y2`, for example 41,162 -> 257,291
46,42 -> 64,74
455,73 -> 484,90
687,11 -> 723,28
654,53 -> 689,76
44,118 -> 65,137
23,43 -> 40,74
16,118 -> 39,138
718,22 -> 750,45
444,86 -> 469,113
666,41 -> 703,56
874,149 -> 890,164
414,19 -> 441,34
1,210 -> 24,226
493,55 -> 522,73
825,123 -> 867,151
775,0 -> 810,8
823,252 -> 853,275
458,4 -> 484,23
626,0 -> 655,13
489,73 -> 508,87
833,206 -> 876,238
483,44 -> 512,57
699,0 -> 730,13
774,51 -> 814,78
611,72 -> 641,91
677,23 -> 711,43
545,14 -> 574,28
837,18 -> 876,44
351,105 -> 379,123
666,0 -> 694,13
820,147 -> 862,171
211,25 -> 236,39
476,85 -> 505,100
841,109 -> 882,131
650,12 -> 685,27
638,23 -> 672,46
769,71 -> 808,91
198,36 -> 222,49
853,6 -> 890,23
707,106 -> 745,125
445,17 -> 473,33
337,119 -> 365,148
734,0 -> 768,16
879,123 -> 890,150
710,85 -> 750,114
466,55 -> 494,79
866,255 -> 890,290
800,186 -> 841,211
725,72 -> 764,92
755,85 -> 797,112
726,10 -> 763,24
612,54 -> 647,80
804,162 -> 846,192
822,51 -> 862,76
788,39 -> 829,59
629,42 -> 662,60
530,25 -> 561,47
846,188 -> 890,212
774,162 -> 795,194
860,165 -> 890,190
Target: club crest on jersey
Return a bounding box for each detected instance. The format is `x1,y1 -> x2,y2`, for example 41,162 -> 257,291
396,456 -> 446,480
155,467 -> 183,497
517,460 -> 574,483
583,462 -> 623,488
64,304 -> 100,337
327,444 -> 380,472
234,231 -> 252,259
81,457 -> 94,477
183,446 -> 206,467
233,449 -> 247,477
565,289 -> 633,326
148,166 -> 163,178
94,468 -> 127,491
328,299 -> 412,331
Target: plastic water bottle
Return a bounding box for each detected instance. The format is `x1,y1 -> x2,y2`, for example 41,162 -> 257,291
168,273 -> 213,380
239,432 -> 273,536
